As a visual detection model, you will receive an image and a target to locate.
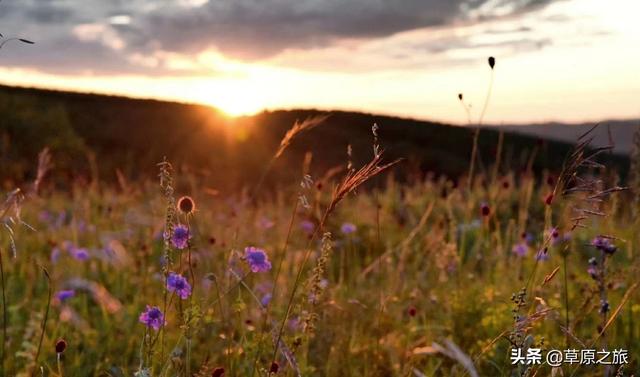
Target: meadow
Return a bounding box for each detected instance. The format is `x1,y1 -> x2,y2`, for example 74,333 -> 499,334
0,114 -> 638,377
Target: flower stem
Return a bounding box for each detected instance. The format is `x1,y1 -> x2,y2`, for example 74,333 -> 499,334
57,353 -> 63,377
563,253 -> 570,347
0,247 -> 6,374
33,266 -> 52,375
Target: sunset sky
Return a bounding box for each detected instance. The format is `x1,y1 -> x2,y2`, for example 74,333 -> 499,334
0,0 -> 638,124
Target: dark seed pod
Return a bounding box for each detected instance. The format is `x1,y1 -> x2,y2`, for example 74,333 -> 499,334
488,56 -> 495,69
55,339 -> 67,354
546,175 -> 555,186
480,203 -> 491,217
177,195 -> 195,215
270,361 -> 280,374
212,367 -> 225,377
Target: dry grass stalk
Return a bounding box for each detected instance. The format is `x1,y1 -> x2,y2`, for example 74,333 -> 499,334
326,152 -> 401,217
31,147 -> 52,196
271,147 -> 400,369
551,125 -> 627,232
432,339 -> 479,377
542,266 -> 560,286
274,114 -> 330,160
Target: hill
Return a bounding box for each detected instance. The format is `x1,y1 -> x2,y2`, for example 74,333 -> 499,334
495,120 -> 640,155
0,84 -> 630,192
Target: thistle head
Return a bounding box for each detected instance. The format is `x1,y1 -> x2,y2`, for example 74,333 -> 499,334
171,224 -> 190,250
244,246 -> 272,273
177,195 -> 195,215
139,305 -> 165,330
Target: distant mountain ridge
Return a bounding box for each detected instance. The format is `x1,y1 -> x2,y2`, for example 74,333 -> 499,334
0,84 -> 630,190
494,120 -> 639,155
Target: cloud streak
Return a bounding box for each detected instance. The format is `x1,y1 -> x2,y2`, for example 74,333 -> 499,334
0,0 -> 560,75
141,0 -> 557,59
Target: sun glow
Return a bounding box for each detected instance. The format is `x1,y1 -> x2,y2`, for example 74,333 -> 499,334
203,83 -> 265,117
168,82 -> 258,117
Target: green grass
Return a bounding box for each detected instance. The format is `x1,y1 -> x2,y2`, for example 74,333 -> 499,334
0,146 -> 638,376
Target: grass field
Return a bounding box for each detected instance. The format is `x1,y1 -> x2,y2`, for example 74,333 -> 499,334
0,121 -> 638,377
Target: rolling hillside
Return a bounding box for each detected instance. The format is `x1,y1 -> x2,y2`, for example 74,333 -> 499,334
0,84 -> 630,192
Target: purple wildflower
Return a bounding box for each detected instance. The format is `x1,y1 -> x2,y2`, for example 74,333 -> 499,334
341,222 -> 357,235
56,290 -> 75,302
300,220 -> 315,234
521,232 -> 534,245
167,272 -> 192,299
39,210 -> 53,224
70,246 -> 90,261
512,242 -> 528,257
592,236 -> 617,255
77,220 -> 95,234
261,293 -> 272,307
171,224 -> 190,250
139,305 -> 165,330
592,236 -> 607,249
51,247 -> 61,263
244,246 -> 272,273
